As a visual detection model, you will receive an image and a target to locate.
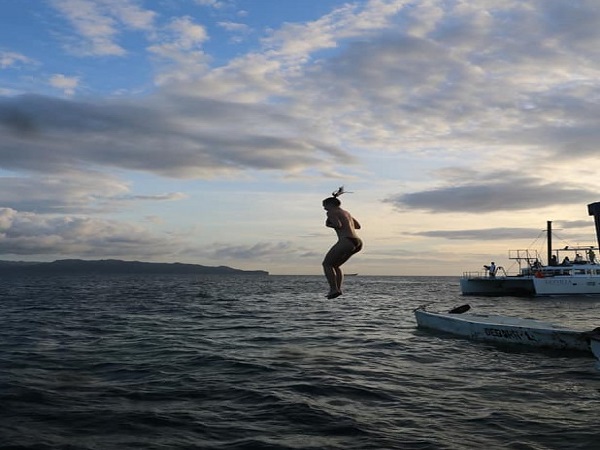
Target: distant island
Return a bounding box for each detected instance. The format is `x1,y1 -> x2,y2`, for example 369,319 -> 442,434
0,259 -> 269,276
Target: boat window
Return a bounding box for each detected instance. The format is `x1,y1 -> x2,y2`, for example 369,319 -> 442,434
574,269 -> 586,275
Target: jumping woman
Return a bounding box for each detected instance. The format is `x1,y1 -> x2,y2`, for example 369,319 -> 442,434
322,187 -> 363,299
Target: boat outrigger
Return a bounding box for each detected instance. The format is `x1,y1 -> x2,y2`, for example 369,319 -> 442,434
460,202 -> 600,296
414,304 -> 600,361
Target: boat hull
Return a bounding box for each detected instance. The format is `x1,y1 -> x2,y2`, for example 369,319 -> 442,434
415,309 -> 592,352
533,276 -> 600,295
461,273 -> 600,296
460,277 -> 535,296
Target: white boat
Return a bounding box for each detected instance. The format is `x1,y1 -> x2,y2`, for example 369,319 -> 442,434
461,201 -> 600,296
414,305 -> 600,358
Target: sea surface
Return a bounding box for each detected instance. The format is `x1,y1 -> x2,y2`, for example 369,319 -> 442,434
1,275 -> 599,450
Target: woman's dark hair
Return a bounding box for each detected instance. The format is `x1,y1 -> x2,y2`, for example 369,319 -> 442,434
323,196 -> 341,207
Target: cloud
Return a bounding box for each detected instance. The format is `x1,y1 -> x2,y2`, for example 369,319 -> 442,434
385,172 -> 598,213
157,16 -> 208,50
0,207 -> 181,258
124,192 -> 188,202
207,241 -> 317,261
409,219 -> 598,243
0,173 -> 186,214
0,94 -> 353,177
217,22 -> 250,33
49,74 -> 80,96
556,220 -> 594,229
49,0 -> 156,56
148,16 -> 210,84
195,0 -> 227,8
234,0 -> 600,169
261,2 -> 403,61
5,1 -> 600,182
409,227 -> 545,241
0,51 -> 36,69
0,173 -> 128,214
217,21 -> 251,43
16,0 -> 600,179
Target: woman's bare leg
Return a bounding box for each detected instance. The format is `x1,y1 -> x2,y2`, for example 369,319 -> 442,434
323,264 -> 339,295
334,267 -> 343,293
323,239 -> 356,298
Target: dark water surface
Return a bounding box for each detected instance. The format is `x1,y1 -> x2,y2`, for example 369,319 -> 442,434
1,275 -> 598,449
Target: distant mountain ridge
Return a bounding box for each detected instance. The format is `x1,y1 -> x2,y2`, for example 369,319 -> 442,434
0,259 -> 269,276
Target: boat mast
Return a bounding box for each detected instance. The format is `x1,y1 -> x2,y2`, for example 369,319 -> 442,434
588,202 -> 600,250
547,220 -> 552,265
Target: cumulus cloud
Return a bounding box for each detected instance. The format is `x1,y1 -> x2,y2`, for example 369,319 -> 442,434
217,21 -> 251,43
148,16 -> 211,84
49,74 -> 80,96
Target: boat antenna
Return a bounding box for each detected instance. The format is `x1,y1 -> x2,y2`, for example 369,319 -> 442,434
588,202 -> 600,249
547,221 -> 552,266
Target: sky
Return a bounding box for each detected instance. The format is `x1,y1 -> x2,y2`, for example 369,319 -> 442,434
1,0 -> 600,276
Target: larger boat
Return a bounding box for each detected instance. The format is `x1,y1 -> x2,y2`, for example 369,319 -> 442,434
460,202 -> 600,296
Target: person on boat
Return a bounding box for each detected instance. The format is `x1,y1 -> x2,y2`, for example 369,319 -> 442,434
489,262 -> 497,277
561,256 -> 571,265
322,186 -> 362,299
484,261 -> 497,277
574,253 -> 584,264
587,249 -> 596,264
549,255 -> 558,266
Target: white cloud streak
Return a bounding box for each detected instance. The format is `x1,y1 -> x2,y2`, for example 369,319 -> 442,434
0,51 -> 36,69
49,0 -> 156,56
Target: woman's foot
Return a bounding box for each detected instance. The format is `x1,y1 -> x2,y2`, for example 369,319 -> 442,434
326,291 -> 342,299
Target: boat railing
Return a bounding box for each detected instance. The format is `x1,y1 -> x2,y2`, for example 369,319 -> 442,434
508,249 -> 541,263
549,246 -> 598,266
463,266 -> 507,279
462,271 -> 484,278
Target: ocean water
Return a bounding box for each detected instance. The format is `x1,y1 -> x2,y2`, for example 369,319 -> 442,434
1,274 -> 599,450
